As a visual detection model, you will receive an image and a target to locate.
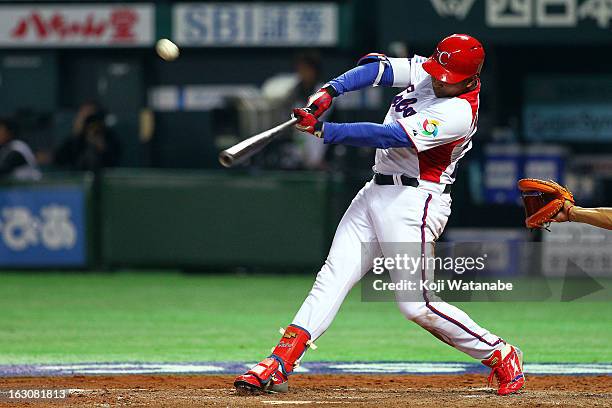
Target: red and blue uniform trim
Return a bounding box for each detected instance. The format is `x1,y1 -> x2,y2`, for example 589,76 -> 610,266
419,194 -> 503,348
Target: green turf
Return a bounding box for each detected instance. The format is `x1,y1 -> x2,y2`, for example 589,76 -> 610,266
0,272 -> 610,364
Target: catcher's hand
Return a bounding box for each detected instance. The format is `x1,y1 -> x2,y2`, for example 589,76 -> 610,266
552,200 -> 576,223
517,178 -> 575,229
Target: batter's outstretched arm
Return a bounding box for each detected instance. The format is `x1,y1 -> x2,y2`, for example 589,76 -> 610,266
292,108 -> 414,149
322,121 -> 413,149
326,62 -> 394,95
306,54 -> 408,118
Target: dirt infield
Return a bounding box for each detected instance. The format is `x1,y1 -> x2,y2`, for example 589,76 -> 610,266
0,374 -> 610,407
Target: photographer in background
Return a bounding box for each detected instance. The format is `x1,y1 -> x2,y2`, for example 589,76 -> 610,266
0,118 -> 40,181
54,102 -> 120,171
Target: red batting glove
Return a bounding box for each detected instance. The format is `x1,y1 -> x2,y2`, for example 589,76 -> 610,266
292,108 -> 324,138
305,85 -> 337,118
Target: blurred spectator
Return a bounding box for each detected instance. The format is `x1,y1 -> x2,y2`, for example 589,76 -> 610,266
290,52 -> 323,106
261,52 -> 330,170
54,102 -> 120,171
0,118 -> 40,181
284,52 -> 330,170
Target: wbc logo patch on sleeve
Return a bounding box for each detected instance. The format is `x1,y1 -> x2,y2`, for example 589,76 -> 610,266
421,119 -> 440,137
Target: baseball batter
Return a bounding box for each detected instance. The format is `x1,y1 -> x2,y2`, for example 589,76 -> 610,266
235,34 -> 525,396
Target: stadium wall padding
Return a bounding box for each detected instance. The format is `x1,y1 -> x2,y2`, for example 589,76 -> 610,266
100,169 -> 334,268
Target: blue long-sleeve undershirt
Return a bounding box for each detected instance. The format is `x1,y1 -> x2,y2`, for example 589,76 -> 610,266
320,59 -> 407,149
327,62 -> 394,95
322,121 -> 413,149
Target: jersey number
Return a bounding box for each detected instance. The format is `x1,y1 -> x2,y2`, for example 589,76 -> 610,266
391,85 -> 417,118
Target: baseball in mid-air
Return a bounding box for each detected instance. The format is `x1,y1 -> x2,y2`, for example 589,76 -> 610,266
156,39 -> 180,61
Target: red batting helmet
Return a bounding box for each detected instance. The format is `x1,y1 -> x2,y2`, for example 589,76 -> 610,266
422,34 -> 485,84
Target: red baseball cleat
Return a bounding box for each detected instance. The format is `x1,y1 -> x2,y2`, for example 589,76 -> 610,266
234,357 -> 289,394
234,325 -> 312,394
482,344 -> 526,395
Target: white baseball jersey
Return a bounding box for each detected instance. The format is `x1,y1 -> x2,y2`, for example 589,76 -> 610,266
374,55 -> 479,185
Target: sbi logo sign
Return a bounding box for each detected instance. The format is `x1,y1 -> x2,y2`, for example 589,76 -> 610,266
174,4 -> 337,46
181,5 -> 245,43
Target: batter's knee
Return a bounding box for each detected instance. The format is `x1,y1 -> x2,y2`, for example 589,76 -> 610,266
396,301 -> 429,322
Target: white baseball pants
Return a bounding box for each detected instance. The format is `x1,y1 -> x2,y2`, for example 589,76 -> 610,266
292,180 -> 504,360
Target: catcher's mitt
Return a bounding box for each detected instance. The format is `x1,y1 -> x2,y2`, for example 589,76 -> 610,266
517,178 -> 575,229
